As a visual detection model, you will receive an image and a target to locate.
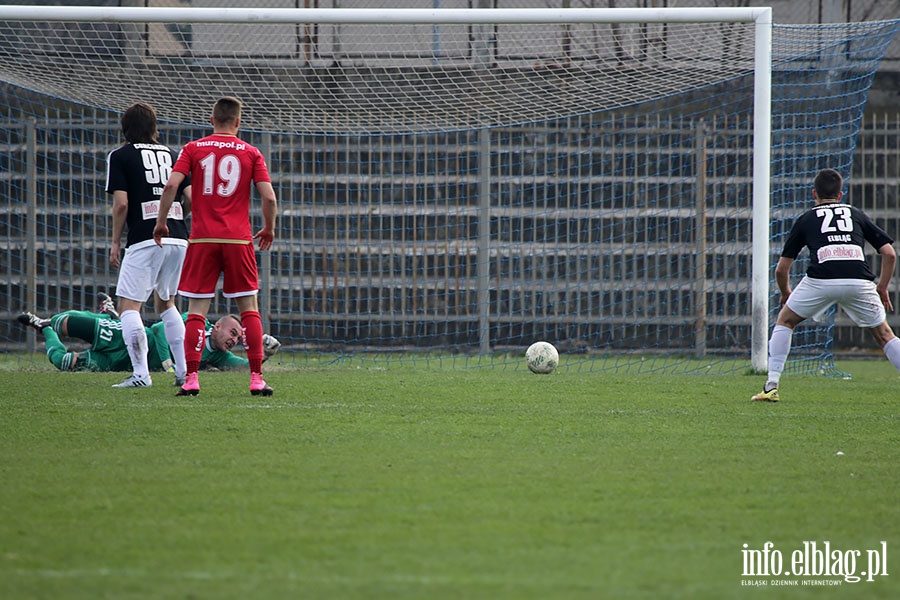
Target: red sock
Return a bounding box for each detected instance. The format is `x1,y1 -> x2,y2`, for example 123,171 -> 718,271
241,310 -> 264,373
184,313 -> 206,374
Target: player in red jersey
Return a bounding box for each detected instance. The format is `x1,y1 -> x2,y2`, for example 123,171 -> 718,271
153,96 -> 277,397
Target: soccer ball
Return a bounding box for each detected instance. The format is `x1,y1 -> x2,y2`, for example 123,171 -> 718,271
525,341 -> 559,374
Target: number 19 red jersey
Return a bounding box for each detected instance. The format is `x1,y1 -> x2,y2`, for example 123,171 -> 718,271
172,133 -> 272,242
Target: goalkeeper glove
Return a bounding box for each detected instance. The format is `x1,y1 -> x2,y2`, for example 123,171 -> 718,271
262,334 -> 281,361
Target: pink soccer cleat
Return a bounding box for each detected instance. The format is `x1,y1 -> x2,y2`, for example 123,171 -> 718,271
250,372 -> 274,397
176,372 -> 200,397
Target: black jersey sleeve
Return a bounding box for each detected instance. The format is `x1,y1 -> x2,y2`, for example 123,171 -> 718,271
780,214 -> 808,260
856,207 -> 894,250
105,147 -> 128,194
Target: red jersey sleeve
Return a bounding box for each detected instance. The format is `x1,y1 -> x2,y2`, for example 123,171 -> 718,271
252,148 -> 272,184
172,144 -> 194,176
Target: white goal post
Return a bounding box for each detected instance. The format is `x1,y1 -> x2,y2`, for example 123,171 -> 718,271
0,5 -> 774,371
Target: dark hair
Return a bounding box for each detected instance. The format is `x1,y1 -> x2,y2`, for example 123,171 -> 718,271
814,168 -> 843,200
121,102 -> 159,144
212,96 -> 242,126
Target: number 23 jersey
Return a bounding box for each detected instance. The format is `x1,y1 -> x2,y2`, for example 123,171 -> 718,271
172,133 -> 272,242
781,202 -> 893,281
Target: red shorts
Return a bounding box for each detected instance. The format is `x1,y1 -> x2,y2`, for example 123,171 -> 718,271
178,241 -> 259,298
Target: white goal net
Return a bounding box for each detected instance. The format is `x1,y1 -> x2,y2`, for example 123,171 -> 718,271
1,6 -> 898,374
0,7 -> 764,134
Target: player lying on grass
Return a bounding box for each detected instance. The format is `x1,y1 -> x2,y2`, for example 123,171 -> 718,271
18,309 -> 281,384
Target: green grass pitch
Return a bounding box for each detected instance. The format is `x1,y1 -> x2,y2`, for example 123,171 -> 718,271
1,359 -> 899,599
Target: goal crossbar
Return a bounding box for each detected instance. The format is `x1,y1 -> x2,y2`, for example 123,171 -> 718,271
0,6 -> 773,25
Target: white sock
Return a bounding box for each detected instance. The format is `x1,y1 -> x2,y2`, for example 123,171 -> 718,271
161,306 -> 187,379
883,337 -> 900,373
120,309 -> 150,379
766,325 -> 793,387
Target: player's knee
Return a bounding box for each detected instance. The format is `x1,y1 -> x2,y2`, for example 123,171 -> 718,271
775,307 -> 803,329
54,315 -> 69,336
869,323 -> 896,348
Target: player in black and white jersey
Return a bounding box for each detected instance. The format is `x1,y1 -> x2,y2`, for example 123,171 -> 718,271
106,102 -> 192,388
752,168 -> 900,401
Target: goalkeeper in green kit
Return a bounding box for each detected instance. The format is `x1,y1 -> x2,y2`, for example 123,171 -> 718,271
18,307 -> 280,380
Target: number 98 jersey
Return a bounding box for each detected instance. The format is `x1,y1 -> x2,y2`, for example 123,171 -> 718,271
106,142 -> 190,247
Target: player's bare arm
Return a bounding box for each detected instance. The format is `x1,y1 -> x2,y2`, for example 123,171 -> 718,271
109,190 -> 128,268
774,256 -> 794,307
876,242 -> 896,313
180,185 -> 192,217
252,180 -> 278,251
152,171 -> 187,246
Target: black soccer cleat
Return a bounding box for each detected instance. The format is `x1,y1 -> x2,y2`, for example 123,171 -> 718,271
97,292 -> 120,319
17,312 -> 51,332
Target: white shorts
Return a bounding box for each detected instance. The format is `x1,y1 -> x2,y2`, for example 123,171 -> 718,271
115,238 -> 188,303
786,276 -> 886,328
